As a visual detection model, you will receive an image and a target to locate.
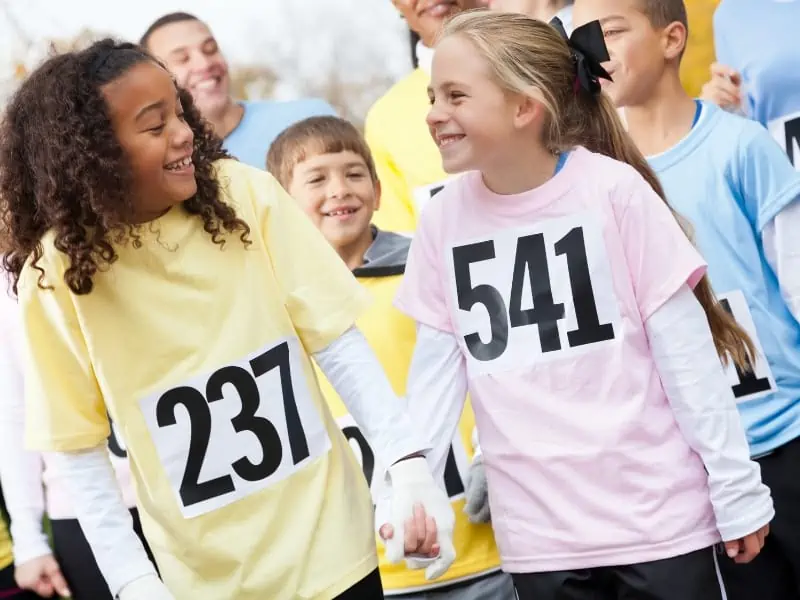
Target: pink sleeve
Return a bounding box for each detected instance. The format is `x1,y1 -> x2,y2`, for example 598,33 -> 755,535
394,205 -> 454,333
616,170 -> 707,321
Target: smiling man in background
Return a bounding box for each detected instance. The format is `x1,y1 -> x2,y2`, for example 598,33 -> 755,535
365,0 -> 486,233
141,12 -> 336,168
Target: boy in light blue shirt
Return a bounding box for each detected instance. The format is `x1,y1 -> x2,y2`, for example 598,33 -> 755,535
703,0 -> 800,167
573,1 -> 800,598
141,12 -> 336,168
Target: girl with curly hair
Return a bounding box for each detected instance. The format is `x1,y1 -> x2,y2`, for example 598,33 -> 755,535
0,39 -> 455,600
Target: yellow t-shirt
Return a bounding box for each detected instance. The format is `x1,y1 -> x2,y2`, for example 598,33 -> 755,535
0,515 -> 12,572
19,160 -> 378,600
366,68 -> 452,234
681,0 -> 720,97
315,269 -> 502,593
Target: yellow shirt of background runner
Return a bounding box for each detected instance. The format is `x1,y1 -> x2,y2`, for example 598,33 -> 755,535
315,271 -> 503,594
366,68 -> 448,234
0,516 -> 11,572
681,0 -> 720,97
19,160 -> 378,600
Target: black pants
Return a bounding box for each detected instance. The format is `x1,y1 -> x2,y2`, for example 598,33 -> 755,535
50,508 -> 156,600
718,435 -> 800,600
0,564 -> 43,600
511,547 -> 725,600
334,569 -> 384,600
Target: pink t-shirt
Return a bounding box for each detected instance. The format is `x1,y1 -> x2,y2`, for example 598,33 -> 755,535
0,287 -> 135,519
395,147 -> 720,572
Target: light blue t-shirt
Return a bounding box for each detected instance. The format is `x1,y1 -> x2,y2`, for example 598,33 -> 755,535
714,0 -> 800,166
649,101 -> 800,457
223,98 -> 337,169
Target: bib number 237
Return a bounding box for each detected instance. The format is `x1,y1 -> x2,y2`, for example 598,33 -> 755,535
450,214 -> 619,373
141,337 -> 330,518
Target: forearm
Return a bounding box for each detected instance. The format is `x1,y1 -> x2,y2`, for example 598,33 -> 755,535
646,284 -> 773,540
313,326 -> 427,467
406,324 -> 468,481
48,446 -> 156,596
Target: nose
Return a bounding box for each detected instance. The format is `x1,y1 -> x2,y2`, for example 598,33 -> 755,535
187,50 -> 216,75
170,116 -> 194,151
326,173 -> 350,200
426,99 -> 448,130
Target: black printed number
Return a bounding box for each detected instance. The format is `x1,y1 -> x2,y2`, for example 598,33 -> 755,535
108,419 -> 127,459
719,299 -> 771,399
454,227 -> 614,361
783,115 -> 800,166
156,342 -> 309,508
343,427 -> 464,499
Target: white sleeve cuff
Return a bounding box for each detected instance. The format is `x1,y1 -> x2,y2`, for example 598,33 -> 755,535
48,447 -> 157,596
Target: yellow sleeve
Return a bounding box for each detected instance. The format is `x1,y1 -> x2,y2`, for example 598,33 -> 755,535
364,111 -> 417,233
244,166 -> 372,353
18,247 -> 109,452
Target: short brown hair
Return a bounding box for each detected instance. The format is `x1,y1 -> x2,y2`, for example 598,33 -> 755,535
639,0 -> 688,33
267,116 -> 378,189
139,12 -> 200,49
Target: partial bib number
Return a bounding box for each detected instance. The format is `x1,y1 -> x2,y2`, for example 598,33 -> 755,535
412,176 -> 457,216
141,337 -> 330,518
718,291 -> 777,402
768,110 -> 800,168
108,417 -> 128,459
337,415 -> 469,501
448,213 -> 619,375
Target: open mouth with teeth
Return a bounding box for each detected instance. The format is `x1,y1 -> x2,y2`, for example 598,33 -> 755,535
164,156 -> 194,172
437,134 -> 465,148
323,207 -> 360,218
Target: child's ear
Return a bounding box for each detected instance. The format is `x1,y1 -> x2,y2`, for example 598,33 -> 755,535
662,21 -> 687,62
373,178 -> 382,211
512,93 -> 542,130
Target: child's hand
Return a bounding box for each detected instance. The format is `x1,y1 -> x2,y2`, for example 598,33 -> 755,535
379,503 -> 441,558
724,524 -> 770,563
700,63 -> 744,113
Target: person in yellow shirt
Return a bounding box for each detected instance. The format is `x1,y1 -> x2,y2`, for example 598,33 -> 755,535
0,492 -> 44,599
0,40 -> 457,600
267,116 -> 515,600
366,0 -> 485,233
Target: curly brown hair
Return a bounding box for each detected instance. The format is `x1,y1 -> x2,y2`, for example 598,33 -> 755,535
0,39 -> 251,296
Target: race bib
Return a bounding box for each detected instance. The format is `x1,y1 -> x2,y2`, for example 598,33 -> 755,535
447,213 -> 620,376
141,336 -> 330,518
412,176 -> 457,216
768,110 -> 800,168
336,415 -> 469,502
718,290 -> 777,402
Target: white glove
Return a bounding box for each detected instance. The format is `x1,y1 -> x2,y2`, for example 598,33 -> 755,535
464,453 -> 491,524
379,457 -> 456,581
118,574 -> 175,600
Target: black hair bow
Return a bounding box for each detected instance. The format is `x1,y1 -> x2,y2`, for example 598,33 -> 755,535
550,17 -> 612,95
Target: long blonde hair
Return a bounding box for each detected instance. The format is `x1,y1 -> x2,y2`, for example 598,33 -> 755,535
440,10 -> 754,369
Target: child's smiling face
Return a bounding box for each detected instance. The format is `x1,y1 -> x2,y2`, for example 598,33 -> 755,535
102,61 -> 197,222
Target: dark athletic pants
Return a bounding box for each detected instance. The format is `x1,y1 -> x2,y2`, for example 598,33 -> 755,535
717,435 -> 800,600
50,508 -> 155,600
511,547 -> 726,600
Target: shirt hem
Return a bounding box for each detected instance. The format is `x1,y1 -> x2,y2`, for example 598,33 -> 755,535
313,553 -> 379,600
499,529 -> 720,573
383,565 -> 502,595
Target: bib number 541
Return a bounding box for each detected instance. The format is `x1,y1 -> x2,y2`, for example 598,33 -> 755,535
453,225 -> 616,362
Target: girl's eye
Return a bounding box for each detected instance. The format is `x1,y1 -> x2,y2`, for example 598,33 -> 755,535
449,91 -> 465,101
347,172 -> 365,179
307,176 -> 324,185
148,125 -> 165,134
